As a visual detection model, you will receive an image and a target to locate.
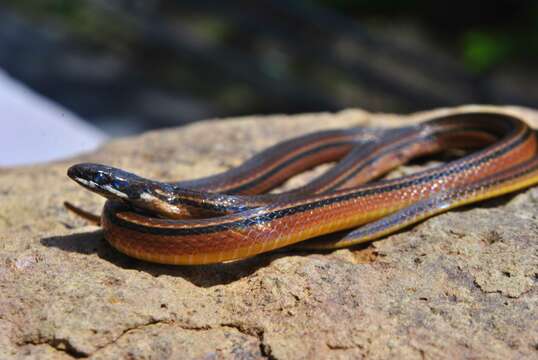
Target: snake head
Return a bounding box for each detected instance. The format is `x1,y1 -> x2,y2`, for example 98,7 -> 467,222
67,163 -> 148,201
67,163 -> 243,219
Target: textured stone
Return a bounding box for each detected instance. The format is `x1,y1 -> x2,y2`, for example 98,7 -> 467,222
1,105 -> 537,359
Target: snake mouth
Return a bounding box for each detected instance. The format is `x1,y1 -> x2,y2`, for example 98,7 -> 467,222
67,164 -> 100,189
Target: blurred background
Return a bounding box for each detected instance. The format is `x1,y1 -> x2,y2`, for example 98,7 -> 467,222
1,0 -> 537,165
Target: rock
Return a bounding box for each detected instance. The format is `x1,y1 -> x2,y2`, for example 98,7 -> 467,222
1,105 -> 537,359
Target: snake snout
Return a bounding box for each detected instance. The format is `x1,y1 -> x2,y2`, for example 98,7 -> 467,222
67,163 -> 119,196
67,163 -> 149,201
68,163 -> 108,185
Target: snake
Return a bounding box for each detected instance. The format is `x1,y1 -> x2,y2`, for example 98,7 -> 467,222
66,112 -> 538,265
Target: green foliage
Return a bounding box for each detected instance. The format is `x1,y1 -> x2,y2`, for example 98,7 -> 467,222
315,0 -> 538,73
462,32 -> 511,72
5,1 -> 538,73
3,0 -> 135,49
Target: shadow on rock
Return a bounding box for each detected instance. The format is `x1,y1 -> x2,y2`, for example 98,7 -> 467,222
41,230 -> 140,269
138,252 -> 291,287
41,230 -> 301,287
451,190 -> 521,211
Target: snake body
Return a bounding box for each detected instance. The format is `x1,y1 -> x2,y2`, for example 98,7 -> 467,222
67,112 -> 538,265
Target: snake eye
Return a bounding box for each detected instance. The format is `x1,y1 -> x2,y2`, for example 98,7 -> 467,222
112,178 -> 129,191
93,172 -> 110,185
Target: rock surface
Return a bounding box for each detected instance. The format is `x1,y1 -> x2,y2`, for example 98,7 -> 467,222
1,105 -> 537,359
